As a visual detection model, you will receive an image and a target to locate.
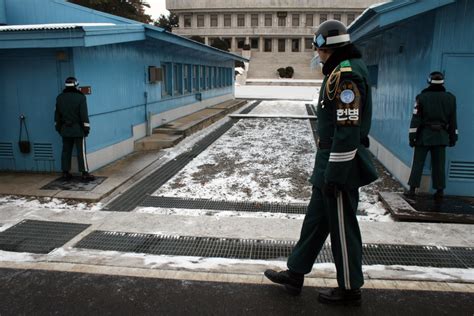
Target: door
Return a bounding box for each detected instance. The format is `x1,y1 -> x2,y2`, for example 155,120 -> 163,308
0,50 -> 67,172
442,54 -> 474,196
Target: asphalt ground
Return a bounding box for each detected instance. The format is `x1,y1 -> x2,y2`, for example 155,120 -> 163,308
0,268 -> 472,316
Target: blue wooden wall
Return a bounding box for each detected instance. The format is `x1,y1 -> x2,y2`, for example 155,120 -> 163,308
357,0 -> 474,196
0,0 -> 6,25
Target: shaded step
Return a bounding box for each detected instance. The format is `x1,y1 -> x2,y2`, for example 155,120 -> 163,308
153,108 -> 226,136
134,133 -> 184,151
209,100 -> 247,112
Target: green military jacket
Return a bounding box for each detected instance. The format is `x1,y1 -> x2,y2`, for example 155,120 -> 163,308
54,88 -> 90,138
409,87 -> 457,146
310,59 -> 378,190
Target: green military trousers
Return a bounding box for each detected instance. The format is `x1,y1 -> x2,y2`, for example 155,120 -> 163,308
408,146 -> 446,190
287,186 -> 363,290
61,137 -> 87,173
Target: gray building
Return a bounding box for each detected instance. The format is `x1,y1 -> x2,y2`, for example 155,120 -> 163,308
166,0 -> 381,79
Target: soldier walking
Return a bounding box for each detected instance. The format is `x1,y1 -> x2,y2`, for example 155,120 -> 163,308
264,20 -> 378,306
406,72 -> 458,202
54,77 -> 95,182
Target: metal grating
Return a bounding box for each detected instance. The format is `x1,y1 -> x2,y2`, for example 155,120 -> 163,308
33,143 -> 54,160
448,161 -> 474,180
141,196 -> 307,214
105,101 -> 261,212
75,231 -> 473,268
305,104 -> 318,142
0,220 -> 90,254
0,143 -> 14,159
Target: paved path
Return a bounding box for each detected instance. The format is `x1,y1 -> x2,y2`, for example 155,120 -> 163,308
0,268 -> 472,316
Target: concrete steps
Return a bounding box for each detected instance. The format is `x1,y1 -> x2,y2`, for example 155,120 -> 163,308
134,99 -> 247,151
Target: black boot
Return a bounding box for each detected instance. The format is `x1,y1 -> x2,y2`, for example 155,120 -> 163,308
264,269 -> 304,295
403,186 -> 416,198
318,287 -> 361,306
433,189 -> 444,203
81,172 -> 95,182
61,172 -> 73,181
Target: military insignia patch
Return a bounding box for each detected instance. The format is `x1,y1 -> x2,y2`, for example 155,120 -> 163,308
335,80 -> 361,126
340,89 -> 355,104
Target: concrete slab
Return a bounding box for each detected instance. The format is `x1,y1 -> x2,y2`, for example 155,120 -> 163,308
153,108 -> 225,135
0,151 -> 164,202
380,192 -> 474,224
134,134 -> 184,151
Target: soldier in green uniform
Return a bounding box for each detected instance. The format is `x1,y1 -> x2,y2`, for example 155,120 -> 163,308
54,77 -> 95,181
405,72 -> 457,202
264,20 -> 378,306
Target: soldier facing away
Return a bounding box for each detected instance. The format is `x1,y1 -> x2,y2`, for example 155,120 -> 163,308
54,77 -> 95,182
406,71 -> 458,202
264,20 -> 378,306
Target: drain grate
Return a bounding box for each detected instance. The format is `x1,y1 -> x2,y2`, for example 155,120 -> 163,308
106,101 -> 261,212
0,220 -> 90,254
140,196 -> 308,214
75,231 -> 473,268
41,176 -> 107,191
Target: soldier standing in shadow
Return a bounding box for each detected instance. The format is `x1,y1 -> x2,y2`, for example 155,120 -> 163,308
54,77 -> 95,182
405,72 -> 458,203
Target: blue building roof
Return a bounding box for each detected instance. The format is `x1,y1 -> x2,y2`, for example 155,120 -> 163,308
0,0 -> 247,62
349,0 -> 456,42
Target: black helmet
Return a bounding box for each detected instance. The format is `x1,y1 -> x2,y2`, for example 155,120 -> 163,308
313,20 -> 351,49
427,71 -> 444,85
65,77 -> 79,87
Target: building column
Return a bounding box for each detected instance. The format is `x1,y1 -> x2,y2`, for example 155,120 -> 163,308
205,37 -> 209,45
286,38 -> 291,52
259,36 -> 264,52
245,36 -> 250,45
273,38 -> 278,53
301,36 -> 306,51
231,37 -> 236,52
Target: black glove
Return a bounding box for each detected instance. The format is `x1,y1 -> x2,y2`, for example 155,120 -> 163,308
83,127 -> 90,137
323,182 -> 338,197
449,140 -> 456,147
409,140 -> 415,147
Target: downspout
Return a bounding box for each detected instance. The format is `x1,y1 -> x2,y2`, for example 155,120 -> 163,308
0,0 -> 7,25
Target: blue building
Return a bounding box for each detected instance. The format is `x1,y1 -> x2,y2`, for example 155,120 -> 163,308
0,0 -> 246,173
349,0 -> 473,197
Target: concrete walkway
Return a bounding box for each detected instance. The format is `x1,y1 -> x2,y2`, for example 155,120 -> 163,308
0,99 -> 473,313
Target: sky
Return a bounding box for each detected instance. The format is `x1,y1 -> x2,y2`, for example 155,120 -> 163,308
145,0 -> 170,20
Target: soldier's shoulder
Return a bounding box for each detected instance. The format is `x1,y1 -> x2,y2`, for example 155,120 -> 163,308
338,60 -> 353,73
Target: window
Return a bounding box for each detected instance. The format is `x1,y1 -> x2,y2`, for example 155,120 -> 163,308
197,15 -> 204,27
305,38 -> 313,50
319,13 -> 327,24
237,14 -> 245,27
251,14 -> 259,27
207,66 -> 212,88
278,39 -> 286,52
292,39 -> 300,52
224,14 -> 231,27
306,14 -> 313,27
200,65 -> 206,89
264,38 -> 272,52
236,37 -> 245,49
161,64 -> 170,96
223,38 -> 232,50
184,15 -> 192,27
251,38 -> 259,49
264,14 -> 272,26
278,16 -> 286,27
347,13 -> 355,25
333,13 -> 341,21
173,64 -> 182,95
211,14 -> 218,27
184,64 -> 190,93
292,14 -> 300,27
193,65 -> 198,91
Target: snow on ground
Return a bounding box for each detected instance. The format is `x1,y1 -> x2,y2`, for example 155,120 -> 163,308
155,101 -> 316,203
0,195 -> 102,212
